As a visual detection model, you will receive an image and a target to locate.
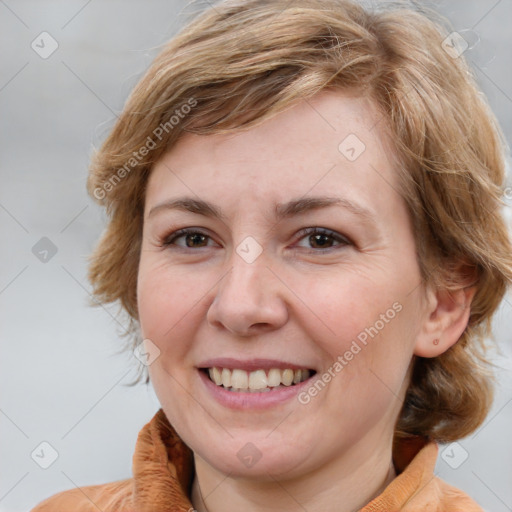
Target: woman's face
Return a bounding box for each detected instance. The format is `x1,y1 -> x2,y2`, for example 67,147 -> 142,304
137,90 -> 430,479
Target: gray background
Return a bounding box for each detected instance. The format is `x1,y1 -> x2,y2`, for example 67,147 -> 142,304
0,1 -> 511,511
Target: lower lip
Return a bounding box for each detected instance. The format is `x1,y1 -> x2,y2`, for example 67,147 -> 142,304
198,369 -> 315,410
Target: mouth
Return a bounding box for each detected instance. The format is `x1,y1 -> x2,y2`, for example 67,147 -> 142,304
199,367 -> 317,393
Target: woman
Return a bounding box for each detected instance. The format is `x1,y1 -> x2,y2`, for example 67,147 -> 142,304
32,0 -> 512,510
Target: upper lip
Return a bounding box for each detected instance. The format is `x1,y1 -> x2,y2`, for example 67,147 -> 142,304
197,358 -> 316,372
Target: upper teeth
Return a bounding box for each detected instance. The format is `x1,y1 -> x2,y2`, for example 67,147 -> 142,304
208,367 -> 311,391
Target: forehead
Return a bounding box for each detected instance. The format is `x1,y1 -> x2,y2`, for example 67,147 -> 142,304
145,90 -> 401,217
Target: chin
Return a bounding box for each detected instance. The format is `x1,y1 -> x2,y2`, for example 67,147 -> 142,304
191,431 -> 316,481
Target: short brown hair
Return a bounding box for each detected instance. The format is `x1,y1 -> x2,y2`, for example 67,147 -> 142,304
86,0 -> 512,443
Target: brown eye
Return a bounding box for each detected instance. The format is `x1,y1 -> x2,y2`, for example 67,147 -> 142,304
183,233 -> 208,247
309,233 -> 334,249
295,228 -> 351,251
163,229 -> 214,248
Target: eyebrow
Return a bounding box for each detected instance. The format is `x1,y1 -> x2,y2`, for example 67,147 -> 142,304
148,195 -> 377,225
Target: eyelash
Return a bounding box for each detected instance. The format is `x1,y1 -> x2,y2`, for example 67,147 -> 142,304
161,227 -> 352,252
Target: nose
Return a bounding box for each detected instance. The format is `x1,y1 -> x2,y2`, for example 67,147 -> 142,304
206,256 -> 289,337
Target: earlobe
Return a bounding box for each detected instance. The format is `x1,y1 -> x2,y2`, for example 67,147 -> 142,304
414,285 -> 476,358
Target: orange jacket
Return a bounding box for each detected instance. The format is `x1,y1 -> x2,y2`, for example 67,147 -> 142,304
31,409 -> 483,511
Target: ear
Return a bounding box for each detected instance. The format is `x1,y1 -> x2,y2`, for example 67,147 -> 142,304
414,284 -> 477,358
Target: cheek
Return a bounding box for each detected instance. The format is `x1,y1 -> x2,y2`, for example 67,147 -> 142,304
137,260 -> 209,358
137,262 -> 209,422
291,268 -> 399,347
294,269 -> 416,390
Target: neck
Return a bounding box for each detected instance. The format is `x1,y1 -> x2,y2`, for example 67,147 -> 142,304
191,437 -> 397,512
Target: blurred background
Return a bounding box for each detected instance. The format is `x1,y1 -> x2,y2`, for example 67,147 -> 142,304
1,1 -> 511,511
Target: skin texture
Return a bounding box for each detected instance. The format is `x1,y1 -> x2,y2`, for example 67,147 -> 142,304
137,90 -> 475,512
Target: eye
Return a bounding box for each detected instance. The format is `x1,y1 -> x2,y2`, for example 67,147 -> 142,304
294,227 -> 352,251
162,228 -> 216,248
161,227 -> 352,251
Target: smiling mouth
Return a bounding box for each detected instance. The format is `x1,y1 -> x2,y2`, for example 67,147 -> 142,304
200,367 -> 317,392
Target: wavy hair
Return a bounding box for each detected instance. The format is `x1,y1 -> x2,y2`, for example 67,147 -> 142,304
86,0 -> 512,443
